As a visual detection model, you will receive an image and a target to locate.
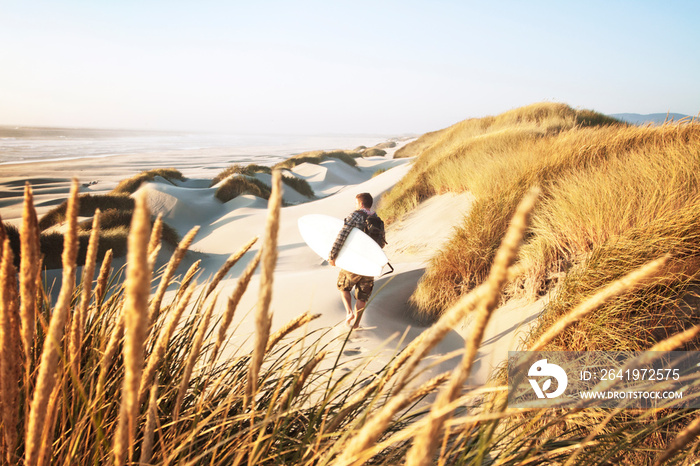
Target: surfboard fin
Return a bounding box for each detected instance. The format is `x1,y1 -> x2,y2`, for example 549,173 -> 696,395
379,262 -> 394,277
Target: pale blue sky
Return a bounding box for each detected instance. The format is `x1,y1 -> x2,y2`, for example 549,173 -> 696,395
1,1 -> 698,134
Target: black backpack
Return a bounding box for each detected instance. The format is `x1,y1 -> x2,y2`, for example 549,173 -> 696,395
363,212 -> 387,248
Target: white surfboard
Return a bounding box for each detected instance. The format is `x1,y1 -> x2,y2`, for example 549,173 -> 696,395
298,214 -> 388,277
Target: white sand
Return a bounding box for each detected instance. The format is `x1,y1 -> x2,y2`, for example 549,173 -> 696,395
0,144 -> 543,387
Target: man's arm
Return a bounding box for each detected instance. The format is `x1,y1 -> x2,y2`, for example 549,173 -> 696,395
329,211 -> 366,263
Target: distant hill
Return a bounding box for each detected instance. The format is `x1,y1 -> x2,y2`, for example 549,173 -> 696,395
609,113 -> 693,125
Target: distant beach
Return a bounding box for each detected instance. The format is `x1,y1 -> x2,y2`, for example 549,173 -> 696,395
0,126 -> 394,165
0,128 -> 400,221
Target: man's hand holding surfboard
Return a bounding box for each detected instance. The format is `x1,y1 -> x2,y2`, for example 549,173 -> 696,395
297,214 -> 389,276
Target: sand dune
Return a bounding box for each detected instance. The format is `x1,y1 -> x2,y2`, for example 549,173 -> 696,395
138,156 -> 540,385
1,147 -> 542,387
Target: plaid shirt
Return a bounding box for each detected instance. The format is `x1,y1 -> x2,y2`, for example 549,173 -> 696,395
329,209 -> 370,261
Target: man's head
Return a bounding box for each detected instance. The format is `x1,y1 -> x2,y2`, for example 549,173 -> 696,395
355,193 -> 373,209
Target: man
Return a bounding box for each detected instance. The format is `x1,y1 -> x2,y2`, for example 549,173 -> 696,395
329,193 -> 375,328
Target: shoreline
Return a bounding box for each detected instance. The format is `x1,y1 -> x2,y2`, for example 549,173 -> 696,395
0,129 -> 405,165
0,136 -> 407,221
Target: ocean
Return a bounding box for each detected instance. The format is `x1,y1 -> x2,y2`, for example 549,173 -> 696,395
0,127 -> 393,166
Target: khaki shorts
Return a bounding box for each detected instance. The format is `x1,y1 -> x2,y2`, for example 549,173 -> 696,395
337,270 -> 374,302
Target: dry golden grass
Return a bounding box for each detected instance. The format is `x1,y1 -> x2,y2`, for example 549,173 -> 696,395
5,110 -> 700,463
0,238 -> 20,465
266,311 -> 320,353
406,188 -> 538,466
212,164 -> 315,198
111,168 -> 185,195
19,183 -> 39,368
2,173 -> 700,465
138,375 -> 159,466
113,191 -> 151,465
247,170 -> 282,407
147,213 -> 163,269
17,190 -> 179,270
210,249 -> 261,365
25,179 -> 79,466
362,148 -> 387,157
93,248 -> 113,308
69,209 -> 101,376
148,226 -> 199,325
204,236 -> 258,298
210,164 -> 272,186
653,414 -> 700,466
173,291 -> 218,422
528,255 -> 670,352
273,149 -> 359,170
378,103 -> 700,342
139,282 -> 194,405
214,175 -> 272,203
38,193 -> 134,231
393,127 -> 445,159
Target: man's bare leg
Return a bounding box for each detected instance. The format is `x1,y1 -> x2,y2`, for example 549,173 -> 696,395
353,300 -> 366,328
341,290 -> 354,325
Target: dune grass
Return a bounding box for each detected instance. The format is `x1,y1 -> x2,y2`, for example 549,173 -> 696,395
215,176 -> 272,203
393,128 -> 445,159
210,164 -> 272,186
1,181 -> 698,465
281,174 -> 315,197
27,191 -> 180,269
379,103 -> 623,224
3,219 -> 179,270
378,105 -> 700,462
375,141 -> 397,149
362,148 -> 387,157
212,164 -> 315,198
373,168 -> 389,178
273,149 -> 360,170
111,168 -> 185,195
38,194 -> 135,231
377,103 -> 700,337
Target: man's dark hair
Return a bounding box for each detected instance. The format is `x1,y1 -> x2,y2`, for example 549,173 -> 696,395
356,193 -> 373,209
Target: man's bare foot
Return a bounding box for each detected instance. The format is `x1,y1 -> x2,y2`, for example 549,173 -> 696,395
345,312 -> 356,326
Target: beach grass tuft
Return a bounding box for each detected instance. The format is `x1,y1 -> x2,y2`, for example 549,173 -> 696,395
281,174 -> 315,197
38,193 -> 134,231
24,189 -> 180,269
273,149 -> 360,170
210,164 -> 272,186
215,175 -> 272,202
212,164 -> 315,198
362,148 -> 387,157
111,168 -> 185,195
